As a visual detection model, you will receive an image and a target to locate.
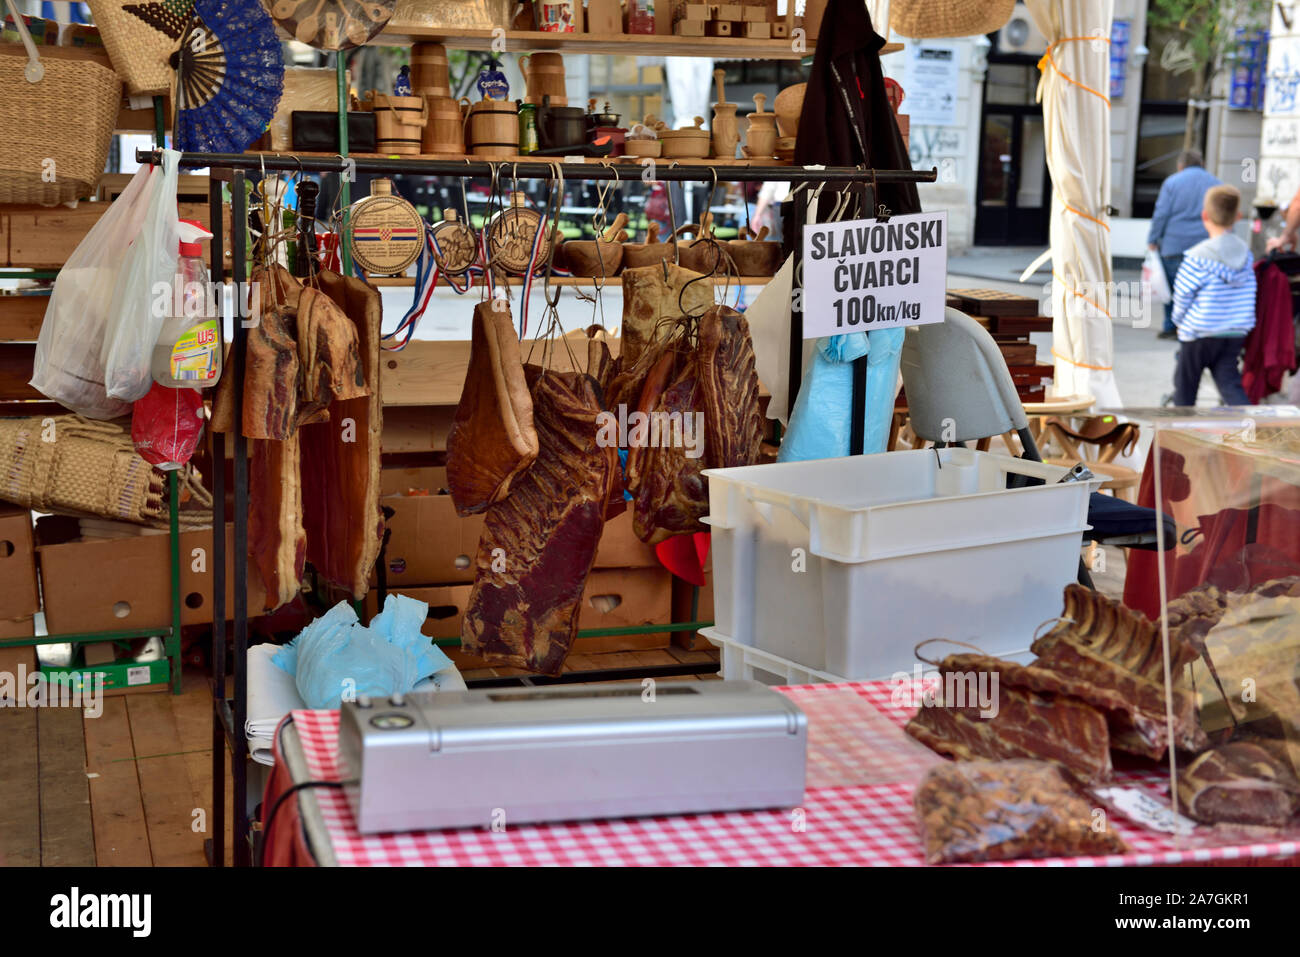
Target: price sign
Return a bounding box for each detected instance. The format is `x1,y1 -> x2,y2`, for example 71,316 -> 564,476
800,210 -> 948,338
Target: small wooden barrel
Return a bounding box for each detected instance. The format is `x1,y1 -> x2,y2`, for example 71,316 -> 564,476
519,52 -> 567,106
369,92 -> 427,155
467,100 -> 519,158
422,95 -> 466,154
410,43 -> 450,97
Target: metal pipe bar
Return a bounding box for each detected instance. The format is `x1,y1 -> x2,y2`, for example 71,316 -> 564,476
230,171 -> 251,868
0,628 -> 171,649
209,174 -> 228,869
134,150 -> 937,185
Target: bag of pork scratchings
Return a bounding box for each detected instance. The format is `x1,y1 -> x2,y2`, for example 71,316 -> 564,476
30,151 -> 180,417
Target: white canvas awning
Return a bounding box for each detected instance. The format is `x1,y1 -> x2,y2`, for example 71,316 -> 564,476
1024,0 -> 1122,409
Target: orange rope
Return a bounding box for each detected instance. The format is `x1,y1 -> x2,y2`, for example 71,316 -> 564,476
1060,200 -> 1111,230
1038,35 -> 1112,107
1051,348 -> 1113,372
1051,269 -> 1112,317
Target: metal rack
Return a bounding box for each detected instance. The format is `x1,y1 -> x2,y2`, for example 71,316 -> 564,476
134,149 -> 935,866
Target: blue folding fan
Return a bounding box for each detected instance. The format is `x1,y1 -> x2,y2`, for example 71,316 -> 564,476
174,0 -> 284,153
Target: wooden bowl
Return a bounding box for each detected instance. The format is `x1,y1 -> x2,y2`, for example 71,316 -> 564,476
728,239 -> 784,276
560,239 -> 624,277
624,138 -> 662,158
622,241 -> 676,269
774,83 -> 805,138
678,237 -> 730,275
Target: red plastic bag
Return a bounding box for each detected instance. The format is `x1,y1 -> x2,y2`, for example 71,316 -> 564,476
132,382 -> 205,469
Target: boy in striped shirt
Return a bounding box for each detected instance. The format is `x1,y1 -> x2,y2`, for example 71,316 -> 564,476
1170,185 -> 1255,406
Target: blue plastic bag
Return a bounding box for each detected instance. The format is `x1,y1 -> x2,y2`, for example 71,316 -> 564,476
777,327 -> 903,461
272,595 -> 454,709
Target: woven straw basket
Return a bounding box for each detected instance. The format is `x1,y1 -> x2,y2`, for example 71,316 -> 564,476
0,12 -> 122,204
891,0 -> 1016,38
85,0 -> 187,96
0,416 -> 212,529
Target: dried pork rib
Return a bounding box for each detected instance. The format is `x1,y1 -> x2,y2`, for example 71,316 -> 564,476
935,651 -> 1206,760
905,682 -> 1113,783
295,286 -> 365,426
211,266 -> 302,435
248,433 -> 305,611
446,302 -> 539,516
1177,742 -> 1300,827
1032,584 -> 1200,682
461,369 -> 617,674
298,271 -> 383,599
915,760 -> 1128,864
697,305 -> 763,469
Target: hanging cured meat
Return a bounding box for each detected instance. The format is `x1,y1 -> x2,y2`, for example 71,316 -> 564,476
697,305 -> 763,469
461,369 -> 617,675
445,301 -> 539,516
248,433 -> 305,610
295,286 -> 366,426
239,305 -> 300,440
297,271 -> 383,600
620,263 -> 714,367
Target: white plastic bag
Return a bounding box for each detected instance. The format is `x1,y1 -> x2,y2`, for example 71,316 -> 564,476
1142,248 -> 1172,304
30,162 -> 155,418
104,149 -> 181,401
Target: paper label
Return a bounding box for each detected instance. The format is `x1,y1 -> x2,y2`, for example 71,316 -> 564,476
801,210 -> 948,338
1093,786 -> 1197,835
170,320 -> 220,381
127,666 -> 151,686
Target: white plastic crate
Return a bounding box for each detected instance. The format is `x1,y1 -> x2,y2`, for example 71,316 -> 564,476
703,448 -> 1098,681
704,629 -> 847,686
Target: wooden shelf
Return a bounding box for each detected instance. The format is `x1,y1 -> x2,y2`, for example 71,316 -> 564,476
368,274 -> 773,288
246,149 -> 793,168
378,25 -> 851,59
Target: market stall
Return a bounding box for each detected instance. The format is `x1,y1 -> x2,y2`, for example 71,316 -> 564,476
2,0 -> 1299,882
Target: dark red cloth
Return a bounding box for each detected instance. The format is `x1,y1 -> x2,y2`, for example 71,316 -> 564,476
1123,442 -> 1300,618
1243,260 -> 1296,402
261,717 -> 319,867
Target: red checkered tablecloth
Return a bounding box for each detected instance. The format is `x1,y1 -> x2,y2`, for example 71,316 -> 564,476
267,681 -> 1300,867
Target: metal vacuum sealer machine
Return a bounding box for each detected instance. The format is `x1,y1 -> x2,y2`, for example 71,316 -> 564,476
338,680 -> 807,834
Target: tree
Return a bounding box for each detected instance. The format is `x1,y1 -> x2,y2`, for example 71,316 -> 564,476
1147,0 -> 1270,150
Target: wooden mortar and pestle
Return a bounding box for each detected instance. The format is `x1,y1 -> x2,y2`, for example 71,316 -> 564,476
560,211 -> 628,277
742,93 -> 777,161
674,211 -> 731,275
728,225 -> 783,276
711,68 -> 739,160
622,221 -> 676,269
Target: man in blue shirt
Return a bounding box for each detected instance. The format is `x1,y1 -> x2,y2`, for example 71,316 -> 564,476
1147,149 -> 1222,339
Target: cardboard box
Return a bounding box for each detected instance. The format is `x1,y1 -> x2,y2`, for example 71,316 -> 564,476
0,615 -> 37,686
671,555 -> 715,650
370,565 -> 675,668
0,504 -> 38,620
41,656 -> 168,694
37,525 -> 266,635
378,490 -> 659,588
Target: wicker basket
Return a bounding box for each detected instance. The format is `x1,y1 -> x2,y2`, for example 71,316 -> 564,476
891,0 -> 1015,39
85,0 -> 186,96
0,416 -> 212,529
0,20 -> 122,205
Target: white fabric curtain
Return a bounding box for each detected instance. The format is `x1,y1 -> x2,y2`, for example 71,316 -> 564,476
1024,0 -> 1122,409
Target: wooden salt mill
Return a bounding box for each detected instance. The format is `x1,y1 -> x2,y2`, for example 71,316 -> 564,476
743,93 -> 777,160
710,68 -> 738,159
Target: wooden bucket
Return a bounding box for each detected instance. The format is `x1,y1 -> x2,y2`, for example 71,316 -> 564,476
369,92 -> 427,155
422,95 -> 467,154
410,42 -> 450,97
518,52 -> 567,106
467,100 -> 519,158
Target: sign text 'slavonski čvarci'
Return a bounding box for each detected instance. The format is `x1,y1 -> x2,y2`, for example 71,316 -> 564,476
801,210 -> 948,338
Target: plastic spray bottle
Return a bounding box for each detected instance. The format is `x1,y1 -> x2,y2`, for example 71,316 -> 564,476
152,219 -> 220,388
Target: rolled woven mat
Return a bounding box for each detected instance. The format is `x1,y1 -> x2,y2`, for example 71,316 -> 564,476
0,415 -> 213,529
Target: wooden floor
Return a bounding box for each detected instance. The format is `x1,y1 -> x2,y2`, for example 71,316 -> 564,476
0,668 -> 234,867
0,646 -> 719,867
